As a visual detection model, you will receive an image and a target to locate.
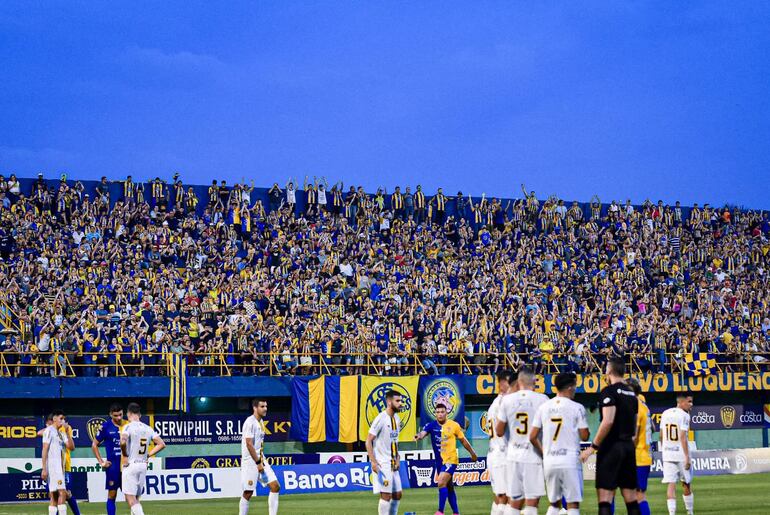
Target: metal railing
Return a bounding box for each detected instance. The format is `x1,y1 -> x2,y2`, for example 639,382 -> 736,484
0,350 -> 767,377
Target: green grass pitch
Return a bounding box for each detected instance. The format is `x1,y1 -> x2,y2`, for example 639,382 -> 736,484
1,473 -> 768,514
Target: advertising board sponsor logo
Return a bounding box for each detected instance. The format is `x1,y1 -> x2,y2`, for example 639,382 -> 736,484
164,454 -> 318,470
0,473 -> 88,503
318,451 -> 434,465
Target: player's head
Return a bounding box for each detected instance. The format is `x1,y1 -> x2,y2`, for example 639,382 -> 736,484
554,372 -> 577,399
508,370 -> 520,393
126,402 -> 142,421
109,402 -> 124,423
251,398 -> 268,418
51,409 -> 65,428
496,369 -> 514,394
605,357 -> 625,380
434,403 -> 448,423
517,366 -> 536,390
626,377 -> 642,397
676,393 -> 693,412
385,389 -> 403,413
45,413 -> 54,426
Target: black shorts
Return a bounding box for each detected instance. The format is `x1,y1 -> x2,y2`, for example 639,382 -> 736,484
595,441 -> 637,491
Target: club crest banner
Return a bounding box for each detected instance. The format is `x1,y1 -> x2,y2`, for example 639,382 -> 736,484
358,376 -> 419,441
418,375 -> 465,427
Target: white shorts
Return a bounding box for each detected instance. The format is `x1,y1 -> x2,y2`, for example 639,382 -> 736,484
372,462 -> 403,495
488,458 -> 508,496
241,461 -> 278,491
506,461 -> 545,500
662,461 -> 692,484
46,466 -> 66,493
122,462 -> 148,497
544,466 -> 583,504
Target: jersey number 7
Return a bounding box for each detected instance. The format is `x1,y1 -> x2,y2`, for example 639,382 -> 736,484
550,417 -> 563,441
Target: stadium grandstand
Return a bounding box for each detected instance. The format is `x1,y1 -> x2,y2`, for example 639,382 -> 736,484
0,173 -> 768,379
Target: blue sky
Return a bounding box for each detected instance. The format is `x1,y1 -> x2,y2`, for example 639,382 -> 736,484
1,2 -> 769,207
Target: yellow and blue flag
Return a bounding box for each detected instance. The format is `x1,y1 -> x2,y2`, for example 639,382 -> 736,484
290,376 -> 359,442
684,353 -> 717,376
168,353 -> 188,412
358,376 -> 419,442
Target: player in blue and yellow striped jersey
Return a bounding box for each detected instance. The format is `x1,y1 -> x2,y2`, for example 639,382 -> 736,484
628,377 -> 653,515
415,404 -> 477,515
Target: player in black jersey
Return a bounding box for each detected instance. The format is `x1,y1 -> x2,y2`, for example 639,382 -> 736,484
581,357 -> 640,515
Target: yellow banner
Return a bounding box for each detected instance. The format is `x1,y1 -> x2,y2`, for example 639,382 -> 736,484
359,376 -> 419,442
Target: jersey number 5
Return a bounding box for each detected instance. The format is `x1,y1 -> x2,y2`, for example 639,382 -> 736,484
139,438 -> 148,455
515,413 -> 529,435
550,417 -> 563,441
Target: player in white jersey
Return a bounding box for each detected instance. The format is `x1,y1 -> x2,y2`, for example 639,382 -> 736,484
41,409 -> 74,515
495,367 -> 549,515
530,373 -> 590,515
240,398 -> 281,515
660,394 -> 694,515
120,403 -> 166,515
487,369 -> 516,515
366,389 -> 404,515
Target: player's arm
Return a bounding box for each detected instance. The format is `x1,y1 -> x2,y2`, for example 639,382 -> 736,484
64,424 -> 75,451
680,418 -> 691,470
91,436 -> 111,469
413,430 -> 428,441
120,430 -> 129,458
459,435 -> 477,461
494,412 -> 507,438
245,436 -> 262,470
41,438 -> 50,481
365,426 -> 381,474
529,426 -> 543,457
148,434 -> 165,457
581,405 -> 616,462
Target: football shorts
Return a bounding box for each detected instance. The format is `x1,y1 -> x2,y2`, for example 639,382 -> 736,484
372,462 -> 403,495
505,460 -> 545,500
544,466 -> 583,504
121,462 -> 148,497
662,461 -> 692,484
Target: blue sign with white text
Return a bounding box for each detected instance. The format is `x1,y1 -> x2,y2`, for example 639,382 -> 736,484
256,462 -> 409,496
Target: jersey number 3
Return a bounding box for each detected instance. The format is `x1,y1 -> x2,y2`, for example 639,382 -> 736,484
515,413 -> 529,435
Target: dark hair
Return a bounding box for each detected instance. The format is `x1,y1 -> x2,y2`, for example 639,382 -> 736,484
127,403 -> 141,415
51,408 -> 65,418
251,398 -> 267,409
607,357 -> 625,377
385,389 -> 402,401
496,369 -> 514,384
554,372 -> 577,391
109,403 -> 123,414
626,377 -> 642,396
434,403 -> 447,411
676,392 -> 693,400
45,413 -> 55,422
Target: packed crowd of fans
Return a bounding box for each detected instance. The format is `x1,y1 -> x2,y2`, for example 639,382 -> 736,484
0,172 -> 768,378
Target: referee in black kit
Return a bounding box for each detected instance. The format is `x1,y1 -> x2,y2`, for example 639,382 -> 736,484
580,357 -> 641,515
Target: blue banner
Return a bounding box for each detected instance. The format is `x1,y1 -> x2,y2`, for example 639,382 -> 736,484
0,417 -> 39,449
255,462 -> 409,496
165,454 -> 320,469
418,375 -> 465,427
0,472 -> 88,503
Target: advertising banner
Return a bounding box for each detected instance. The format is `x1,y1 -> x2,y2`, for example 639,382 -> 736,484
0,458 -> 161,474
256,462 -> 410,496
148,412 -> 291,445
406,458 -> 490,488
88,468 -> 240,502
470,372 -> 770,395
317,450 -> 435,464
649,405 -> 765,431
358,376 -> 419,442
165,454 -> 319,469
0,472 -> 88,503
582,448 -> 770,480
418,375 -> 465,427
0,417 -> 40,448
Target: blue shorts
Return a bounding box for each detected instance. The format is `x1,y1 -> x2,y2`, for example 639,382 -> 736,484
637,465 -> 650,492
64,472 -> 72,490
105,465 -> 122,491
436,461 -> 457,476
